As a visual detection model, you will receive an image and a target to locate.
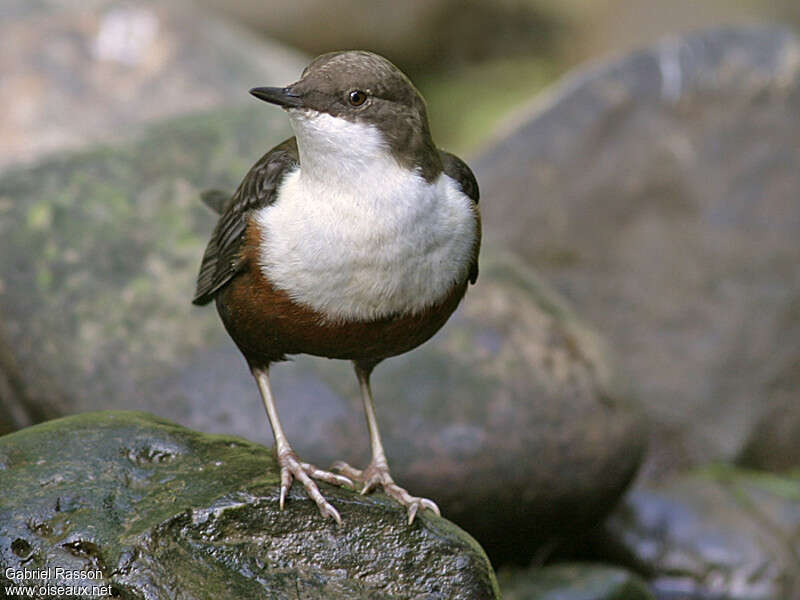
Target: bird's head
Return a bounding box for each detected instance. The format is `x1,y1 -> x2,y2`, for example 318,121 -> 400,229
250,51 -> 440,181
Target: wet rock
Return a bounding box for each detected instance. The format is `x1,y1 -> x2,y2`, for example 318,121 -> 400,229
474,26 -> 800,474
499,563 -> 654,600
0,411 -> 500,599
602,467 -> 800,599
0,0 -> 306,170
0,95 -> 645,565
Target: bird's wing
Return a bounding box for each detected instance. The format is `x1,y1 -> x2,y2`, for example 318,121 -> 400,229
440,150 -> 481,284
193,137 -> 299,306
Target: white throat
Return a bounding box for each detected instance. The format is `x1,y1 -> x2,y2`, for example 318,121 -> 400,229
288,109 -> 396,185
255,110 -> 476,322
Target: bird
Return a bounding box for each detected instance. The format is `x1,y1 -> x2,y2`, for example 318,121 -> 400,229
193,50 -> 480,525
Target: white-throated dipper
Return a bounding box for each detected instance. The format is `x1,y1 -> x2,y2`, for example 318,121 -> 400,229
193,50 -> 481,524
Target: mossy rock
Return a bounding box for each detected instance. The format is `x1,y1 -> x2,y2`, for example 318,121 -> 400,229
0,411 -> 499,599
0,104 -> 289,428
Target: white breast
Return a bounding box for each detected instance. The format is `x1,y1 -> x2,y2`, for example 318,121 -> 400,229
253,112 -> 476,323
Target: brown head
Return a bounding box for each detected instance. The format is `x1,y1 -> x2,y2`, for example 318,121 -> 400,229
250,51 -> 442,181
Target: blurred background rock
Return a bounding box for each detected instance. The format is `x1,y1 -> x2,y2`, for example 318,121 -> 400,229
1,1 -> 799,599
6,0 -> 800,168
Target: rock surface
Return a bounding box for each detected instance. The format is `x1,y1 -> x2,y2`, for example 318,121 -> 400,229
0,97 -> 645,565
474,26 -> 800,473
0,0 -> 305,170
0,411 -> 500,599
738,393 -> 800,473
0,106 -> 290,432
602,468 -> 800,599
499,563 -> 654,600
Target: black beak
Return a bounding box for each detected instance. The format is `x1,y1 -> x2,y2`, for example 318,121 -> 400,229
249,86 -> 304,108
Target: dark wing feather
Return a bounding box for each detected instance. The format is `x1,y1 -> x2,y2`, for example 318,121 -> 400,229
439,150 -> 481,284
192,138 -> 299,305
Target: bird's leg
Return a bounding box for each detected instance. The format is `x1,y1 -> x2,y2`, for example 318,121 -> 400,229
253,366 -> 353,524
332,362 -> 441,524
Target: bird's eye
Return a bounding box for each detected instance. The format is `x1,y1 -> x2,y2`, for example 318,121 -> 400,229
348,90 -> 368,106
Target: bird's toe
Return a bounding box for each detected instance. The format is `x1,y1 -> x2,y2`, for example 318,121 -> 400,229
276,451 -> 348,523
335,459 -> 440,522
331,460 -> 364,482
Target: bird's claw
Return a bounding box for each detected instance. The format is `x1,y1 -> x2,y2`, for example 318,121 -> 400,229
331,460 -> 440,523
278,451 -> 353,524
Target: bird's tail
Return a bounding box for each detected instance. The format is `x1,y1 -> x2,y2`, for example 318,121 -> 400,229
199,189 -> 228,215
